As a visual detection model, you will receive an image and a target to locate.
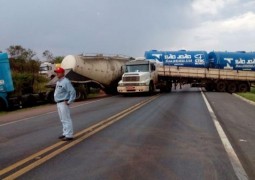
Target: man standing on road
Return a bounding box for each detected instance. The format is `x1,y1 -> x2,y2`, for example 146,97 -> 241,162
54,67 -> 76,141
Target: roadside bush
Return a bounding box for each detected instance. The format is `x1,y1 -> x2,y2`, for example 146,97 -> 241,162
11,72 -> 49,95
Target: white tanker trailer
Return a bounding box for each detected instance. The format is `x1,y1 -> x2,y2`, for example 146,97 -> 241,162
46,54 -> 132,102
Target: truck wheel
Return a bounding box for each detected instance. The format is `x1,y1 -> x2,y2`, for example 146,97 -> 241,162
46,90 -> 55,103
165,82 -> 172,93
76,90 -> 87,101
216,81 -> 226,92
238,83 -> 249,92
149,82 -> 154,95
165,86 -> 172,93
0,99 -> 7,111
227,82 -> 237,93
27,95 -> 37,107
205,83 -> 215,92
76,90 -> 82,100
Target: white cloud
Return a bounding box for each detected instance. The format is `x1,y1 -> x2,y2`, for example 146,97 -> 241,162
172,12 -> 255,51
220,12 -> 255,31
243,0 -> 255,7
192,0 -> 238,15
196,12 -> 255,35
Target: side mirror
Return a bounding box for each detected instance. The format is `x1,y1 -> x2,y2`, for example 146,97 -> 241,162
151,64 -> 156,71
121,65 -> 127,73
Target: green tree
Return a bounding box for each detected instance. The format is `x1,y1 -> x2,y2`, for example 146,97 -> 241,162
42,50 -> 54,62
42,50 -> 64,63
7,45 -> 36,61
53,56 -> 64,63
6,45 -> 43,95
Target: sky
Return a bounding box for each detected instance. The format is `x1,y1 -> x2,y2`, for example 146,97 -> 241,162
0,0 -> 255,59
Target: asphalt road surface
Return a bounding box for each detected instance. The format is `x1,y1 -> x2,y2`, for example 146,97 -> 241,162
0,86 -> 254,180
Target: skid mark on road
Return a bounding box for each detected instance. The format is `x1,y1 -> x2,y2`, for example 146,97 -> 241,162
201,89 -> 248,180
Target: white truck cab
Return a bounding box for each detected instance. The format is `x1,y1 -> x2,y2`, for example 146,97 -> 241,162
117,59 -> 171,94
39,62 -> 60,79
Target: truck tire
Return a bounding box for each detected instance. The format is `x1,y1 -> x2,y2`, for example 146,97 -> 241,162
26,95 -> 37,107
0,99 -> 7,111
165,81 -> 172,93
165,86 -> 172,93
227,82 -> 237,93
205,83 -> 215,92
238,83 -> 249,92
75,90 -> 87,101
76,90 -> 82,100
149,82 -> 154,95
46,90 -> 55,103
216,81 -> 226,92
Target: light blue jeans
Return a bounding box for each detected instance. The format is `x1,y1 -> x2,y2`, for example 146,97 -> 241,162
57,102 -> 73,138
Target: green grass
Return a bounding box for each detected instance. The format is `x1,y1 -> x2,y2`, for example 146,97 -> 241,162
0,111 -> 7,115
237,87 -> 255,102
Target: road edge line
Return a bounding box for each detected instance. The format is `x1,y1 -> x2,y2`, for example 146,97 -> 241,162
201,90 -> 248,180
233,93 -> 255,106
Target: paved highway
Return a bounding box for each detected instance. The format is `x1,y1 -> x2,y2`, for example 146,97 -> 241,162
0,86 -> 254,180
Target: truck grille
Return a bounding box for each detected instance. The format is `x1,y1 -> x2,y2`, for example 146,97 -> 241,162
122,83 -> 140,86
123,76 -> 140,82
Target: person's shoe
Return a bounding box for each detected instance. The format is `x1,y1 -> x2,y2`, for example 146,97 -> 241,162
62,137 -> 74,141
58,135 -> 65,139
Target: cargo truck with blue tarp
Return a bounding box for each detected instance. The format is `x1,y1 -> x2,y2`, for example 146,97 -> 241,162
144,50 -> 255,93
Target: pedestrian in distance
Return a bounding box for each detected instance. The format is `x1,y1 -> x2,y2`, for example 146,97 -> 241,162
54,67 -> 76,141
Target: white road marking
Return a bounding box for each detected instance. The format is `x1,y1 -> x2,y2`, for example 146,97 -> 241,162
0,98 -> 109,127
201,89 -> 248,180
233,93 -> 255,106
239,139 -> 247,142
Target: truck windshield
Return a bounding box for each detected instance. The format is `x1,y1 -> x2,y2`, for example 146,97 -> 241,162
126,64 -> 149,72
40,66 -> 50,71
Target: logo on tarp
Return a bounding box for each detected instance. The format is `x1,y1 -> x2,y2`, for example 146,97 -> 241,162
194,54 -> 205,65
151,54 -> 163,61
0,80 -> 4,85
224,58 -> 234,69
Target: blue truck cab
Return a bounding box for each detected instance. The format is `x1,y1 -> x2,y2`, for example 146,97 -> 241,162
0,53 -> 14,109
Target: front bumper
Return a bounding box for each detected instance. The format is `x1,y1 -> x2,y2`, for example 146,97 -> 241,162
117,85 -> 150,93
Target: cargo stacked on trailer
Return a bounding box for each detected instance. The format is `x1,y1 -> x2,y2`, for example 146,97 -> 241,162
145,50 -> 255,93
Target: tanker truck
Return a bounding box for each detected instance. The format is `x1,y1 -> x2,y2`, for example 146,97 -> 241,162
46,54 -> 132,102
145,50 -> 255,93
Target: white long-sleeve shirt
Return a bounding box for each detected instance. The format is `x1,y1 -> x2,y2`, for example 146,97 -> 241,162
54,77 -> 76,104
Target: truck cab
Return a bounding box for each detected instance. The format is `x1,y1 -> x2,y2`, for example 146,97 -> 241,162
39,62 -> 60,79
0,53 -> 15,110
117,59 -> 159,94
